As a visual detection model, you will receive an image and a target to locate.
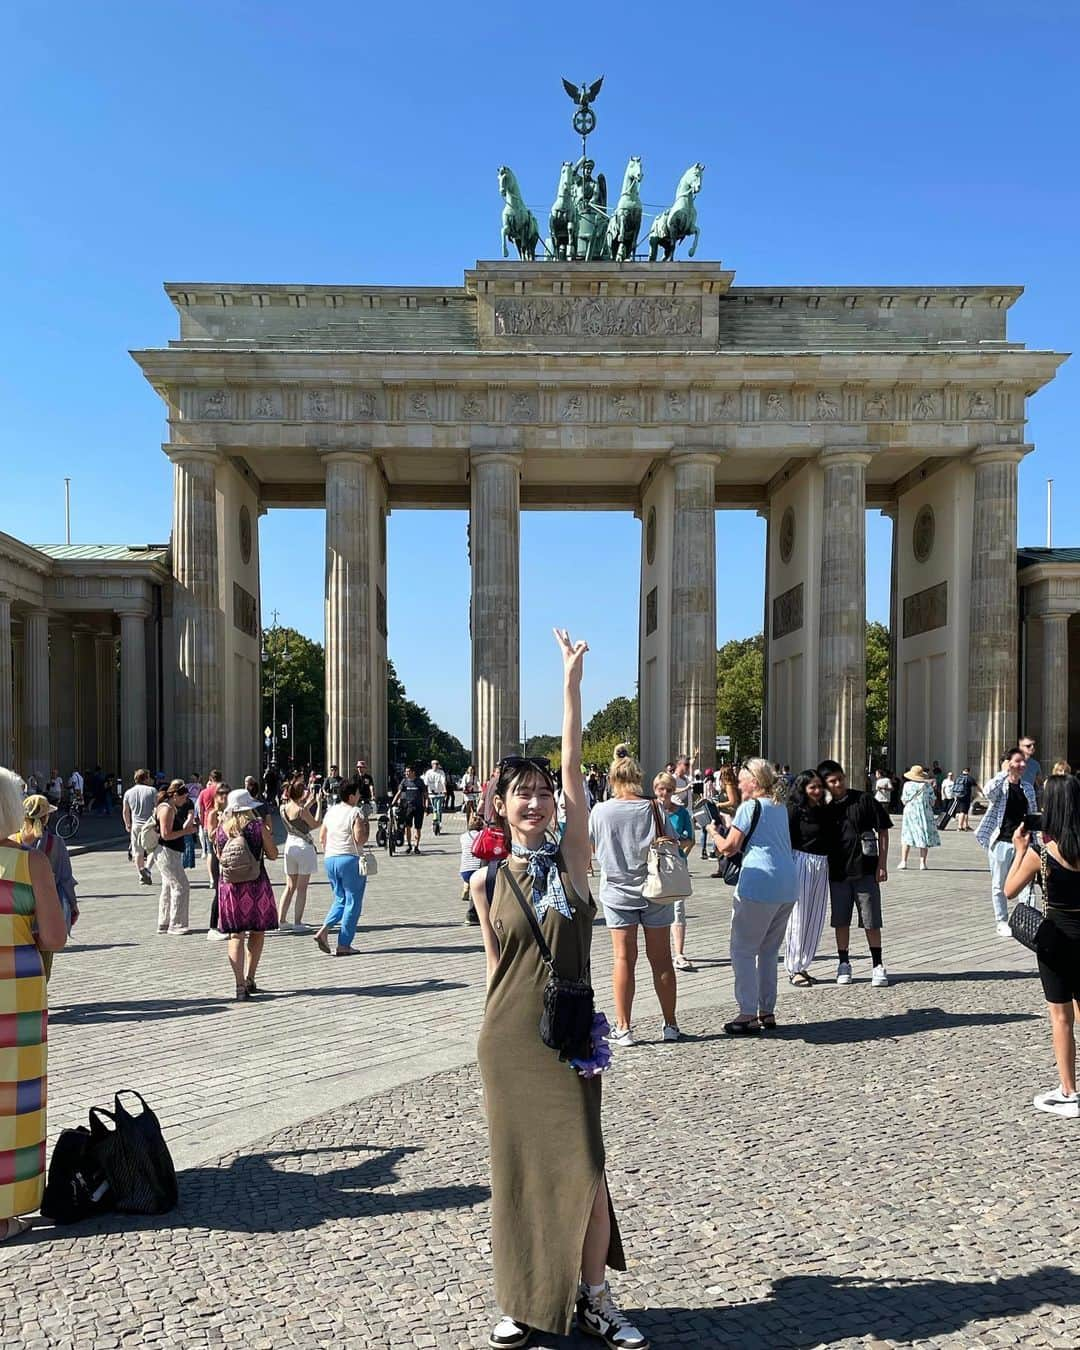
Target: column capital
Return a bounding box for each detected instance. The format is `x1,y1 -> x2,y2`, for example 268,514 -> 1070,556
320,448 -> 376,468
670,450 -> 724,470
115,602 -> 152,621
164,444 -> 223,468
469,450 -> 523,472
971,443 -> 1033,467
818,447 -> 874,470
1039,609 -> 1074,626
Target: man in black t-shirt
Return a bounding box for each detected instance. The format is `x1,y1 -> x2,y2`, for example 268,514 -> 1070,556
354,760 -> 376,816
818,758 -> 892,988
323,765 -> 344,807
392,766 -> 429,855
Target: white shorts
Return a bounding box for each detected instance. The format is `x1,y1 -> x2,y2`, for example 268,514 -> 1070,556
283,837 -> 318,877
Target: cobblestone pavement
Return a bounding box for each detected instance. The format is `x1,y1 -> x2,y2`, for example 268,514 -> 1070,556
5,820 -> 1077,1347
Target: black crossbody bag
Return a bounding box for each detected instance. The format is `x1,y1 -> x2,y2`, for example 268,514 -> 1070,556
722,799 -> 762,886
487,861 -> 594,1062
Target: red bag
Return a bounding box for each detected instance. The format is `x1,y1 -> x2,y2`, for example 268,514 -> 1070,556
472,826 -> 509,862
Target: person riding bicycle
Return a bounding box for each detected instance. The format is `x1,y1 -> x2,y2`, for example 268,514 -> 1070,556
461,764 -> 481,826
423,760 -> 448,834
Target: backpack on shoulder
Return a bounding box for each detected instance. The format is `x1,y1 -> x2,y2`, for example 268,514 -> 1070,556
218,831 -> 261,884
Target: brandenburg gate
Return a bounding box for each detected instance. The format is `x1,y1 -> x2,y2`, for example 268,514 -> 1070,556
132,260 -> 1064,787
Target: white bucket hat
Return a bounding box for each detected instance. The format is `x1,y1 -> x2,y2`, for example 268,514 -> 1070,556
224,788 -> 262,815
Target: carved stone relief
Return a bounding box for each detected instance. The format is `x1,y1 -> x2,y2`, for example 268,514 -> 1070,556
493,296 -> 701,339
913,391 -> 937,419
967,391 -> 993,418
712,393 -> 736,420
903,580 -> 948,638
666,391 -> 686,418
772,583 -> 804,639
356,392 -> 376,418
562,394 -> 585,421
233,581 -> 258,638
779,507 -> 796,564
815,392 -> 840,420
410,392 -> 431,418
610,392 -> 638,420
461,393 -> 484,419
645,586 -> 658,637
766,392 -> 787,420
913,504 -> 935,564
307,391 -> 330,418
511,393 -> 536,421
253,394 -> 277,418
864,392 -> 889,419
203,390 -> 228,417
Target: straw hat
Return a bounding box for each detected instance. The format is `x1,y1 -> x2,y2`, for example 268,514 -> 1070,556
23,793 -> 58,822
904,764 -> 933,782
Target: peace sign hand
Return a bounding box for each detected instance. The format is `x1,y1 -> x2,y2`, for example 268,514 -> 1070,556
554,628 -> 588,685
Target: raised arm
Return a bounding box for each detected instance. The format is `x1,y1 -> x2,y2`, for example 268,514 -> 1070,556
554,628 -> 589,886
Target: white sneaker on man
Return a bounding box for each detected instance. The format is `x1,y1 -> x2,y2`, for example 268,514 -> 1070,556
836,961 -> 853,985
606,1026 -> 635,1048
996,920 -> 1014,938
167,926 -> 191,936
871,964 -> 890,987
1033,1087 -> 1080,1119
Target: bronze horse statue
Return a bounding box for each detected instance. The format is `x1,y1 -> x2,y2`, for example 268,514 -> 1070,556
548,161 -> 575,262
498,165 -> 540,261
607,155 -> 643,262
648,162 -> 704,261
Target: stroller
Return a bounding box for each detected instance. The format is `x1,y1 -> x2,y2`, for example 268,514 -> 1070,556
377,799 -> 406,856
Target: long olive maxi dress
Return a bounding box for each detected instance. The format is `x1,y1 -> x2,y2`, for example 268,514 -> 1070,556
477,855 -> 625,1335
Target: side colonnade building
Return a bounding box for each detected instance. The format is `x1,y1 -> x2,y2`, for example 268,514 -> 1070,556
3,259 -> 1073,789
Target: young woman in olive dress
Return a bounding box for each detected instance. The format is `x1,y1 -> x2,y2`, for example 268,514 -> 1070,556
472,630 -> 648,1350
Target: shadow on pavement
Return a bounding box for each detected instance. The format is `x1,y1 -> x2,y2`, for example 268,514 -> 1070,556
779,1006 -> 1038,1044
895,968 -> 1037,984
29,1143 -> 489,1240
622,1266 -> 1080,1347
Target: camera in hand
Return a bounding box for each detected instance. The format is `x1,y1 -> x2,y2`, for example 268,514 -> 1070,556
1023,812 -> 1043,834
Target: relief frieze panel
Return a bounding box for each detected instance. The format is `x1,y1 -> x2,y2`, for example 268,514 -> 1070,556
492,296 -> 701,339
903,581 -> 948,638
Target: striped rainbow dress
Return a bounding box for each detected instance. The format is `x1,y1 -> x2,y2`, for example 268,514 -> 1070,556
0,844 -> 47,1220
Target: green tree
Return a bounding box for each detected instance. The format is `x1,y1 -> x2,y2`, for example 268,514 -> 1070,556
865,620 -> 890,758
387,660 -> 469,777
524,733 -> 561,763
261,626 -> 325,768
582,695 -> 638,768
716,634 -> 764,760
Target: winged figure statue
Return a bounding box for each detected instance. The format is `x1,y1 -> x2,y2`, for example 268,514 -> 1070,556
562,76 -> 604,111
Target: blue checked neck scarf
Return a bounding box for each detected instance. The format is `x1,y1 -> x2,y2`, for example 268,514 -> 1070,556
511,840 -> 573,922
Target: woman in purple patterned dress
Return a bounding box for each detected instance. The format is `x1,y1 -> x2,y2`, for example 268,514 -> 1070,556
214,788 -> 279,1002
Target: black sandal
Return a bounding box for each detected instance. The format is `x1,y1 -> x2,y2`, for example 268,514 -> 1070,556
789,972 -> 814,987
723,1018 -> 762,1035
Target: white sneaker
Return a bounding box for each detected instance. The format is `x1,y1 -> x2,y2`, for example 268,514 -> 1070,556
1033,1087 -> 1080,1119
871,964 -> 890,987
897,861 -> 907,870
836,961 -> 853,985
606,1026 -> 635,1048
996,920 -> 1014,938
206,928 -> 228,942
167,926 -> 191,936
661,1023 -> 681,1042
577,1282 -> 649,1349
488,1315 -> 533,1349
919,861 -> 928,871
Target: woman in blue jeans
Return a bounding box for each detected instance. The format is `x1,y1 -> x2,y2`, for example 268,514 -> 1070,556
313,780 -> 369,957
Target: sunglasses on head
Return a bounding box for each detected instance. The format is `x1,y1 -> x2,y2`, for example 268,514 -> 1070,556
497,755 -> 552,774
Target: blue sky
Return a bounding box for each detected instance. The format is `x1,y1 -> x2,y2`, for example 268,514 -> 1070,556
2,2 -> 1077,743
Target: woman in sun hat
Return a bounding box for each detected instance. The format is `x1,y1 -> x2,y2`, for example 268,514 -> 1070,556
899,765 -> 940,871
212,787 -> 279,1001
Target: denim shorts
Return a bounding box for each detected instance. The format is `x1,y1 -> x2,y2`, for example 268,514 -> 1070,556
602,899 -> 676,929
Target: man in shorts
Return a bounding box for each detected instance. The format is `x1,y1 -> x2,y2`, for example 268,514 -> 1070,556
392,766 -> 428,854
122,769 -> 158,886
818,758 -> 891,987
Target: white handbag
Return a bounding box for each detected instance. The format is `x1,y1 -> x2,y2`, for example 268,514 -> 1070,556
642,800 -> 693,900
359,848 -> 378,877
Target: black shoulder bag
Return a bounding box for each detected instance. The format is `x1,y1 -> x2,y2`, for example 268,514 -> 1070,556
1009,847 -> 1049,952
722,799 -> 762,887
487,861 -> 594,1062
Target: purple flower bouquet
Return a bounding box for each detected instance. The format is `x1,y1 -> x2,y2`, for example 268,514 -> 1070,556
570,1011 -> 613,1078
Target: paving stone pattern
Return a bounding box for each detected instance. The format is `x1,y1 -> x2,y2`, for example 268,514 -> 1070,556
4,819 -> 1077,1347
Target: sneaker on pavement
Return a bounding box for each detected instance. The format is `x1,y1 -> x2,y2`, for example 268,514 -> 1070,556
606,1025 -> 635,1048
206,928 -> 228,942
167,926 -> 191,936
871,964 -> 890,987
488,1314 -> 533,1349
1033,1087 -> 1080,1118
139,868 -> 153,885
577,1282 -> 650,1349
836,961 -> 853,985
996,920 -> 1014,938
661,1023 -> 681,1042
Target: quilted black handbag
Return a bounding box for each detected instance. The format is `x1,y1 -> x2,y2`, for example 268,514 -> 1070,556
1008,849 -> 1048,952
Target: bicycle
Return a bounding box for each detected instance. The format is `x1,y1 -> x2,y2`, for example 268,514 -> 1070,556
429,794 -> 445,836
55,796 -> 82,841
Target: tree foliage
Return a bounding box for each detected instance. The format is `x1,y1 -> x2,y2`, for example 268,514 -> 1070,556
582,695 -> 638,768
715,635 -> 764,760
260,626 -> 326,768
387,661 -> 469,776
865,620 -> 890,756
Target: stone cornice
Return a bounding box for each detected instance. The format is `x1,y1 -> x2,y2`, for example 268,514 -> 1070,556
0,531 -> 53,578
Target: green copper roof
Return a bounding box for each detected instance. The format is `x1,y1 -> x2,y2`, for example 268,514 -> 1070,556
1018,547 -> 1080,567
34,544 -> 170,563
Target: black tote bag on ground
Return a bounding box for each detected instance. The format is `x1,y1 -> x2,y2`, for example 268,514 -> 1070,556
89,1090 -> 178,1215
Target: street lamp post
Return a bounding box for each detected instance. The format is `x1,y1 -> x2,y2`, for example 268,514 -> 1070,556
261,611 -> 289,774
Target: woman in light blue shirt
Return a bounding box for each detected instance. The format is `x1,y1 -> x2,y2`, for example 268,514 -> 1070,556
708,758 -> 796,1034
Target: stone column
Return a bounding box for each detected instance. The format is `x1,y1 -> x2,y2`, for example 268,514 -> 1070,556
470,452 -> 521,776
0,596 -> 12,769
119,608 -> 150,782
817,450 -> 871,776
95,632 -> 118,775
883,504 -> 899,765
670,453 -> 719,769
49,620 -> 76,777
74,629 -> 98,771
1041,612 -> 1071,766
324,451 -> 375,772
22,609 -> 51,783
170,448 -> 222,777
967,446 -> 1027,782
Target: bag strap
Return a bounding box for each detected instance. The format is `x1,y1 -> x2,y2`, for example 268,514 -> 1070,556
649,798 -> 669,845
499,862 -> 558,975
740,799 -> 762,851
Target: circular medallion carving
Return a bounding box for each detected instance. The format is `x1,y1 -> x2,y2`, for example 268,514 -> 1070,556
779,506 -> 796,565
913,504 -> 935,564
238,504 -> 253,566
645,507 -> 657,566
